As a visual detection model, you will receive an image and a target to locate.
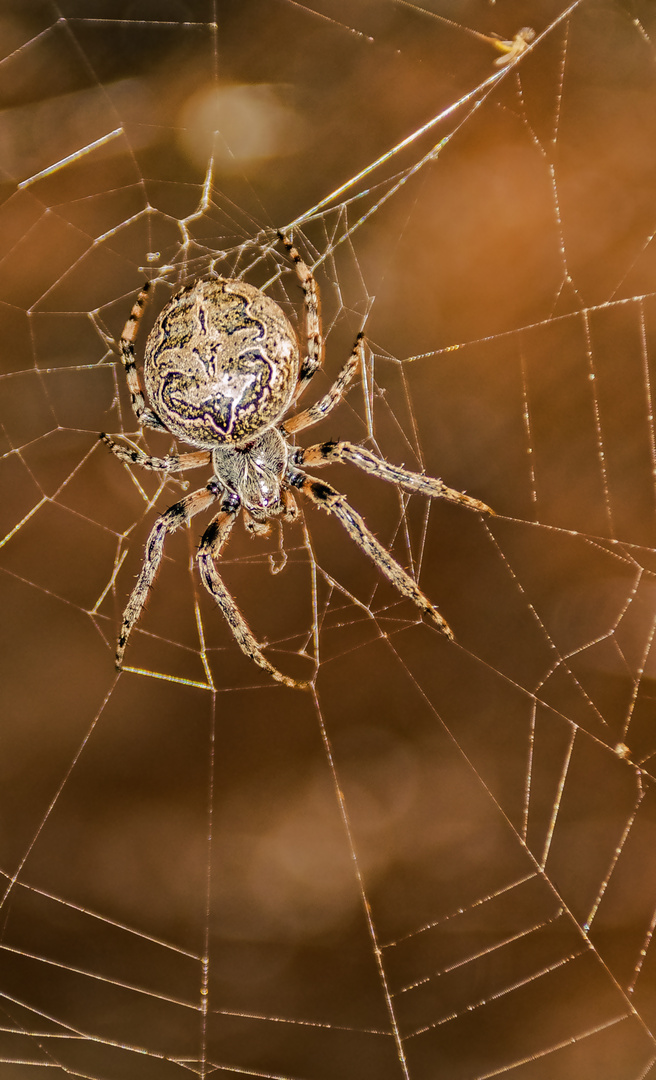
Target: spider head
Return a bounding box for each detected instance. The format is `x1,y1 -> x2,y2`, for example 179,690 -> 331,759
213,427 -> 288,517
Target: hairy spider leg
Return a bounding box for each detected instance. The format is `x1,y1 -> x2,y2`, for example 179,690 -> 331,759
278,232 -> 323,399
283,334 -> 364,435
290,471 -> 454,638
119,281 -> 167,431
100,433 -> 211,473
116,484 -> 219,668
295,441 -> 495,515
198,511 -> 310,691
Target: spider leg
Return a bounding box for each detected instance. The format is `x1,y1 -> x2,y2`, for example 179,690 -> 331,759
290,470 -> 454,638
116,483 -> 219,668
197,512 -> 310,691
100,433 -> 211,473
278,232 -> 323,399
294,441 -> 494,515
282,334 -> 364,435
119,282 -> 167,432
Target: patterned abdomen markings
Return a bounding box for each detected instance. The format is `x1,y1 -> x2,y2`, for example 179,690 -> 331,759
143,278 -> 300,448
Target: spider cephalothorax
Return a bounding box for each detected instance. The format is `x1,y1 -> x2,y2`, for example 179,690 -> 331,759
101,233 -> 493,689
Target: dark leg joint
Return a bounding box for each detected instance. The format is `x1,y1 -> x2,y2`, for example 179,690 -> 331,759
199,519 -> 221,552
219,491 -> 240,513
288,471 -> 306,489
164,504 -> 188,527
310,480 -> 334,502
277,230 -> 297,257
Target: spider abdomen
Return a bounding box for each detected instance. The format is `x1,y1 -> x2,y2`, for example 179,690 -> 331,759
143,278 -> 300,449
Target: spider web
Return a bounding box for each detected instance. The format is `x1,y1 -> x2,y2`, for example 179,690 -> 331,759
1,0 -> 655,1076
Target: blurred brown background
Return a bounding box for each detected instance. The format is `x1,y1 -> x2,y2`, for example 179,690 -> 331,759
1,1 -> 656,1077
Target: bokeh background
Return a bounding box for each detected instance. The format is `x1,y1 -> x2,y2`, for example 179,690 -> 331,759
1,1 -> 656,1077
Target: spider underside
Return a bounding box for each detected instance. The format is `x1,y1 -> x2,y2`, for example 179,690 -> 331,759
101,233 -> 493,690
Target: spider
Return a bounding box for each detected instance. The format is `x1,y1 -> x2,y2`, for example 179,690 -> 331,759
101,233 -> 493,690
